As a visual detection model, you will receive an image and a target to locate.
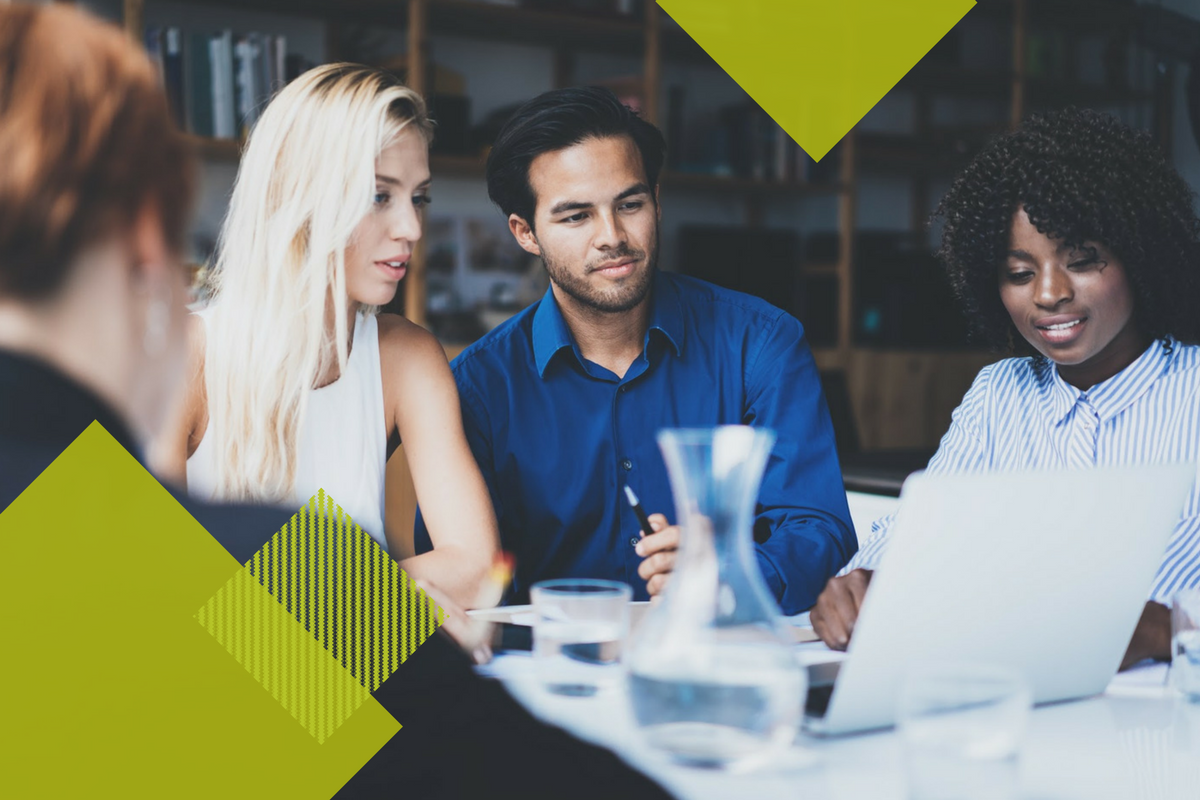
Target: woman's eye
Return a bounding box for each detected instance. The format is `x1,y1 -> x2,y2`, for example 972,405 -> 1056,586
413,194 -> 432,208
1006,271 -> 1034,284
374,191 -> 390,206
1068,258 -> 1098,271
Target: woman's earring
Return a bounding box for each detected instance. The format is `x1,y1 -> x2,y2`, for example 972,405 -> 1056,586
143,279 -> 171,357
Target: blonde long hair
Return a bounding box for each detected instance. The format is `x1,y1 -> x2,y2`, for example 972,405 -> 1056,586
203,63 -> 431,502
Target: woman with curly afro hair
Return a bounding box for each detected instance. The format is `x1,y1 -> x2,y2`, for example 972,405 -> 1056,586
811,108 -> 1200,670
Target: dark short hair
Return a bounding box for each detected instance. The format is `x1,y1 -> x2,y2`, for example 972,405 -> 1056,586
0,3 -> 195,300
934,107 -> 1200,350
485,86 -> 666,225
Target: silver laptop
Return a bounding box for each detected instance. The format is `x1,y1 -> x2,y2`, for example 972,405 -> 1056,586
805,464 -> 1195,735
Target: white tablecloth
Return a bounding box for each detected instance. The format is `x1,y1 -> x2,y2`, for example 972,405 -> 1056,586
478,654 -> 1200,800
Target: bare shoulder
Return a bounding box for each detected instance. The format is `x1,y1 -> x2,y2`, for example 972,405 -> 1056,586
375,313 -> 451,376
375,314 -> 458,433
184,313 -> 209,453
186,312 -> 207,362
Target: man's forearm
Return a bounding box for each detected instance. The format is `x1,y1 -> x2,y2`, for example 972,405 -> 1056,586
755,514 -> 855,615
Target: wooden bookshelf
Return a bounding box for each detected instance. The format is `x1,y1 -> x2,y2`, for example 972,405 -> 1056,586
856,131 -> 985,176
802,262 -> 839,277
124,0 -> 853,342
126,0 -> 1163,453
660,171 -> 844,197
426,153 -> 486,178
185,135 -> 242,160
430,0 -> 643,55
900,63 -> 1154,107
431,153 -> 845,195
971,0 -> 1140,34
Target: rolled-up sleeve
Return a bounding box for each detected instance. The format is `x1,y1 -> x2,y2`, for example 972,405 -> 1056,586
743,313 -> 856,614
1150,512 -> 1200,603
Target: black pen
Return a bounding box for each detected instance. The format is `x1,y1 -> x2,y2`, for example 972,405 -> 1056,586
623,485 -> 655,539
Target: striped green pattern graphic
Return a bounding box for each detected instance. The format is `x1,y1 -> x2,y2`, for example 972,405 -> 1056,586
196,489 -> 446,742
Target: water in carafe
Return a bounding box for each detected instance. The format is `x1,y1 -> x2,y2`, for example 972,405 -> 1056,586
626,426 -> 805,769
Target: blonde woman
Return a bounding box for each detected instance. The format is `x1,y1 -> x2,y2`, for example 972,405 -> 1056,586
177,63 -> 500,609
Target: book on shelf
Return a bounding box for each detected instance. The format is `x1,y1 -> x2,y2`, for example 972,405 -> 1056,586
210,31 -> 235,139
164,29 -> 187,130
236,33 -> 289,139
144,27 -> 183,130
145,25 -> 292,144
234,34 -> 259,138
673,94 -> 813,184
185,31 -> 213,137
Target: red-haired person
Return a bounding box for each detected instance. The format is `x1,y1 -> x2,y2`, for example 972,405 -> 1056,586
0,7 -> 669,798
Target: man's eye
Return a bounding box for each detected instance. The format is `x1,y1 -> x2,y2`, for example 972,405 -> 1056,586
620,201 -> 643,211
562,213 -> 586,223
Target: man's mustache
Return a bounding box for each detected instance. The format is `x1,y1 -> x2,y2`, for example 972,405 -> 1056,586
587,249 -> 645,272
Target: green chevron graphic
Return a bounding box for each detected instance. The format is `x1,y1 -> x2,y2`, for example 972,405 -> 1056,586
197,489 -> 447,742
0,424 -> 433,797
659,0 -> 975,160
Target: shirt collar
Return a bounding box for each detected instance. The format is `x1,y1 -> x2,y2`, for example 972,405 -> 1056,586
531,271 -> 686,378
532,285 -> 577,378
646,270 -> 685,359
1044,337 -> 1175,425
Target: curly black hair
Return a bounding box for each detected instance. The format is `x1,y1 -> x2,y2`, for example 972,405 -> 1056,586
933,107 -> 1200,352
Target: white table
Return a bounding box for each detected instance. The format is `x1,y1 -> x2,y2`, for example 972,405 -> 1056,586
477,652 -> 1200,800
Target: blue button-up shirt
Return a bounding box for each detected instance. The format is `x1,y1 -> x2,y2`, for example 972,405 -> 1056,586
415,272 -> 856,614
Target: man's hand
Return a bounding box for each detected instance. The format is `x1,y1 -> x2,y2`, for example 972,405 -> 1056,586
1120,600 -> 1172,671
636,513 -> 679,597
810,569 -> 873,650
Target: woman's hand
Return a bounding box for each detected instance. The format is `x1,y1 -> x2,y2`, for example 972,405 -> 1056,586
413,577 -> 493,664
1120,601 -> 1171,671
810,569 -> 873,650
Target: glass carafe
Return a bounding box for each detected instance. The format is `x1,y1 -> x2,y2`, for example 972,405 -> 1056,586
626,426 -> 805,768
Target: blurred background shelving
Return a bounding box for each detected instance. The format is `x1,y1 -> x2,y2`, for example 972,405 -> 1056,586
77,0 -> 1200,513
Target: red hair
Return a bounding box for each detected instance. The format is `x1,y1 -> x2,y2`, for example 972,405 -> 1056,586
0,3 -> 195,299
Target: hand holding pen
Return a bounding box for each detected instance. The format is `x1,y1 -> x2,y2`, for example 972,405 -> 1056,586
623,485 -> 681,597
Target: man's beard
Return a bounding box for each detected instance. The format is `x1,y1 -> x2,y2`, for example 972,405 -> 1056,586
538,230 -> 659,314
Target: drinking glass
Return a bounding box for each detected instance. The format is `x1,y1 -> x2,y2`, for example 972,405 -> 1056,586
531,578 -> 631,697
1172,589 -> 1200,701
897,662 -> 1032,800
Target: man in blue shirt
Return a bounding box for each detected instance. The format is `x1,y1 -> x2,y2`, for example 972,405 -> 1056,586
414,87 -> 855,615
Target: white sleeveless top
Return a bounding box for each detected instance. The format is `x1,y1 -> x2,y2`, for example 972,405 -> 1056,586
187,311 -> 389,551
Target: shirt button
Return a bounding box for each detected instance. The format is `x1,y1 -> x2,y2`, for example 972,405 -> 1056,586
630,537 -> 640,547
620,385 -> 628,393
621,459 -> 633,471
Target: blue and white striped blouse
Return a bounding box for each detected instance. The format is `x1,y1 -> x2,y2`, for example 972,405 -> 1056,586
845,338 -> 1200,603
